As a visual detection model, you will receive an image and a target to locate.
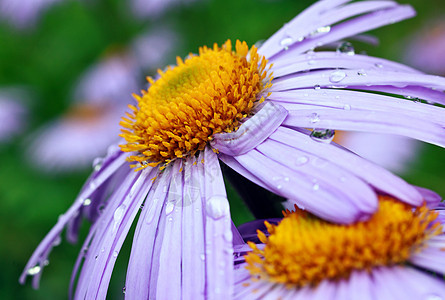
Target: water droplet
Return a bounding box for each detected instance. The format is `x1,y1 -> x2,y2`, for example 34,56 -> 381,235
139,203 -> 144,210
113,251 -> 118,258
200,254 -> 206,261
374,63 -> 383,68
357,70 -> 367,76
114,205 -> 125,223
329,70 -> 347,83
92,157 -> 103,171
310,129 -> 335,143
206,196 -> 229,219
336,42 -> 355,55
310,113 -> 320,124
314,85 -> 321,90
122,286 -> 126,295
284,177 -> 290,182
101,247 -> 105,253
312,183 -> 320,191
53,236 -> 62,247
295,156 -> 309,166
277,185 -> 282,190
98,203 -> 105,214
343,104 -> 351,110
280,37 -> 293,50
308,60 -> 316,65
165,202 -> 175,215
43,260 -> 50,266
83,198 -> 92,206
310,25 -> 331,37
168,217 -> 173,222
27,265 -> 41,276
95,255 -> 99,260
82,247 -> 88,255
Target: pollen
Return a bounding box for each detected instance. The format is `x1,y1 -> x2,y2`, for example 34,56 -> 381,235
119,40 -> 272,169
245,196 -> 442,288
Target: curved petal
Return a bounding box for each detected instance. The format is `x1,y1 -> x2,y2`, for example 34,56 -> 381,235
269,127 -> 422,206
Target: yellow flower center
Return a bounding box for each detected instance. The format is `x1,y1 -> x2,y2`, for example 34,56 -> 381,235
245,196 -> 441,288
119,40 -> 272,169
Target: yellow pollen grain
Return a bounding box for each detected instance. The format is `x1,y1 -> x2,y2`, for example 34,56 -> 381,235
245,196 -> 442,288
119,40 -> 272,170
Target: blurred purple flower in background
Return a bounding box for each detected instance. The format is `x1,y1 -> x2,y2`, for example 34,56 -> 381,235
0,0 -> 63,29
0,90 -> 28,143
234,192 -> 445,299
28,28 -> 179,172
131,0 -> 201,20
20,0 -> 445,299
404,18 -> 445,76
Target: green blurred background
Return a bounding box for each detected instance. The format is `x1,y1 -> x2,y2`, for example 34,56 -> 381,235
0,0 -> 444,299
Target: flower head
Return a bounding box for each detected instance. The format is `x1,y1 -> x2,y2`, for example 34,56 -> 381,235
21,0 -> 445,298
235,193 -> 445,299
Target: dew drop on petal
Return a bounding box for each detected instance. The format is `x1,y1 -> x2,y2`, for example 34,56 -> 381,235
314,85 -> 321,90
206,196 -> 230,219
343,104 -> 351,110
83,198 -> 92,206
53,235 -> 62,247
310,113 -> 320,124
92,157 -> 103,171
122,286 -> 126,295
310,129 -> 335,143
357,70 -> 367,76
280,37 -> 293,50
113,251 -> 118,258
329,70 -> 347,83
312,183 -> 320,191
310,25 -> 331,37
277,185 -> 282,190
375,63 -> 383,68
336,42 -> 355,55
113,205 -> 126,222
165,201 -> 175,215
200,254 -> 206,261
295,156 -> 309,166
27,265 -> 41,276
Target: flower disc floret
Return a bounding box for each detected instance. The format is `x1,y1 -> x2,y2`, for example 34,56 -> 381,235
120,40 -> 272,169
245,196 -> 442,288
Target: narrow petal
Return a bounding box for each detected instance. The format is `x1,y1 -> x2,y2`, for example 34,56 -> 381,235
409,245 -> 445,275
269,127 -> 423,206
283,107 -> 445,148
211,102 -> 287,156
272,52 -> 418,77
124,166 -> 172,299
234,148 -> 370,223
201,147 -> 234,299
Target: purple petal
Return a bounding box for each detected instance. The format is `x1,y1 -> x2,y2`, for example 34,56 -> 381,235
211,102 -> 288,156
282,107 -> 445,148
269,127 -> 423,206
124,164 -> 172,299
201,147 -> 234,299
268,89 -> 445,127
256,138 -> 378,213
413,186 -> 442,208
234,148 -> 372,223
409,242 -> 445,275
372,267 -> 417,300
272,52 -> 418,77
75,167 -> 156,299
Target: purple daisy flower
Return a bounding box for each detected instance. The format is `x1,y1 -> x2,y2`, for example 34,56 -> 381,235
0,0 -> 63,29
29,28 -> 179,172
21,0 -> 445,298
233,191 -> 445,299
130,0 -> 202,20
404,18 -> 445,76
0,90 -> 28,143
